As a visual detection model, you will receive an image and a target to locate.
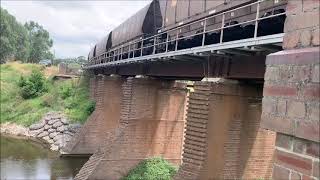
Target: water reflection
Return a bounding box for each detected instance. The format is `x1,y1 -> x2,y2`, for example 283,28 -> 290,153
1,135 -> 88,180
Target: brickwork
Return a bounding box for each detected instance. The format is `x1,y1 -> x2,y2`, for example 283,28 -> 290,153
75,77 -> 188,180
261,0 -> 320,179
175,80 -> 276,179
283,0 -> 319,49
64,75 -> 124,154
262,47 -> 320,179
89,76 -> 98,101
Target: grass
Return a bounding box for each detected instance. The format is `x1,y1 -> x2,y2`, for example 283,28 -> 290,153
0,62 -> 94,126
122,157 -> 178,180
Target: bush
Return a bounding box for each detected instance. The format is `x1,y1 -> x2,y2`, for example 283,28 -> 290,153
85,100 -> 96,114
18,70 -> 48,99
123,157 -> 178,180
59,83 -> 73,99
40,94 -> 54,107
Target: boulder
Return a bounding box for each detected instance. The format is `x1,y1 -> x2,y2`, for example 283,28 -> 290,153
44,125 -> 50,130
60,118 -> 69,125
44,116 -> 51,121
48,119 -> 58,125
47,139 -> 54,144
29,128 -> 44,137
52,121 -> 63,128
48,128 -> 56,133
68,124 -> 82,133
42,136 -> 50,142
54,139 -> 66,147
53,134 -> 62,142
37,131 -> 49,138
50,144 -> 59,151
49,132 -> 58,139
64,131 -> 74,136
57,126 -> 66,132
29,121 -> 46,130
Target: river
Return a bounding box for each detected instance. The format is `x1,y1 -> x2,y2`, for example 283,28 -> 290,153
0,135 -> 88,180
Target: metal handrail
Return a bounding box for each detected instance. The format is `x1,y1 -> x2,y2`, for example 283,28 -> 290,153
87,0 -> 286,66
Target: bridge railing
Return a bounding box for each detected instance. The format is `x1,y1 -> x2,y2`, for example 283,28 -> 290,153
87,0 -> 286,66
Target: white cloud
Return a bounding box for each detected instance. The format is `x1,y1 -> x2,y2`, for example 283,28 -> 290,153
1,0 -> 151,58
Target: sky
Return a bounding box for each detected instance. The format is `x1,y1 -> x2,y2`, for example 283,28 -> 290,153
1,1 -> 151,58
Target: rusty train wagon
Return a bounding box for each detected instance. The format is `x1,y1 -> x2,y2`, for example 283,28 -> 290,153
88,0 -> 287,64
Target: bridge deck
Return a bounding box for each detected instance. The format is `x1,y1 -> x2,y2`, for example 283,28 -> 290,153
85,33 -> 283,69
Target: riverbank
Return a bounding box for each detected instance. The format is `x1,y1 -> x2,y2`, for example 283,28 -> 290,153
0,62 -> 95,126
0,112 -> 82,152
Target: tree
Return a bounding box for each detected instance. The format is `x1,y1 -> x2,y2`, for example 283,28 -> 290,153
76,56 -> 87,64
24,21 -> 53,63
0,8 -> 29,63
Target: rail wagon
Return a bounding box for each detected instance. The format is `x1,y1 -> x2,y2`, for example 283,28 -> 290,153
88,0 -> 287,64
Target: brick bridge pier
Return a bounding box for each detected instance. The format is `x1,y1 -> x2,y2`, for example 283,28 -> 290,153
64,0 -> 319,179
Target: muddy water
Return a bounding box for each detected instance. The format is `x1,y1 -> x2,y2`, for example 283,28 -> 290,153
0,135 -> 88,180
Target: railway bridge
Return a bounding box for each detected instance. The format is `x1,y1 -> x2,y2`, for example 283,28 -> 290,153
63,0 -> 319,179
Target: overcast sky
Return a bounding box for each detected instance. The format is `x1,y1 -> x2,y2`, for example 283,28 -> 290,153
1,1 -> 151,58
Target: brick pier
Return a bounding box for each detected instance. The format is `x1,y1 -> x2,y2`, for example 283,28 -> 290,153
174,79 -> 276,179
64,75 -> 124,154
261,0 -> 319,179
75,77 -> 187,180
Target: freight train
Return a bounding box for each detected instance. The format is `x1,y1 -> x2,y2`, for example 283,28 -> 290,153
88,0 -> 287,64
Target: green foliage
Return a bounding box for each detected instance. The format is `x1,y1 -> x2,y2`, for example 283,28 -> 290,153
0,8 -> 30,63
123,157 -> 178,180
1,63 -> 94,126
24,21 -> 54,63
40,94 -> 55,107
0,8 -> 53,63
59,82 -> 74,99
18,70 -> 48,99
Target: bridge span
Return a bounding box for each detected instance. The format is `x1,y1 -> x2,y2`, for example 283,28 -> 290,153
63,0 -> 319,179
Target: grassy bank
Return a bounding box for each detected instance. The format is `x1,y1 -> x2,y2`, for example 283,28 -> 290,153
0,62 -> 94,126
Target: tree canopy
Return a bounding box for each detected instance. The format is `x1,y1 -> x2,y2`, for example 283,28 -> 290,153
0,8 -> 53,63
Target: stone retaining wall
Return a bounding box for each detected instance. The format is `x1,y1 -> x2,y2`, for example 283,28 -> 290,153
28,112 -> 81,152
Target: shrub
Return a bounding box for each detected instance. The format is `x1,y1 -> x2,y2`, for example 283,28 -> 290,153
85,100 -> 96,114
59,83 -> 74,99
40,94 -> 54,107
18,70 -> 48,99
123,157 -> 178,180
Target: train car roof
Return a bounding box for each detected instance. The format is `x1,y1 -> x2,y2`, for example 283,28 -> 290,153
111,1 -> 153,47
96,33 -> 111,56
88,46 -> 95,60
